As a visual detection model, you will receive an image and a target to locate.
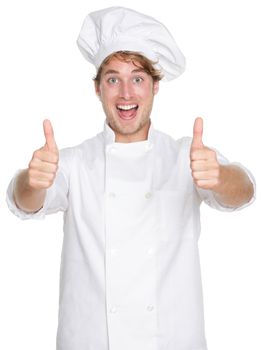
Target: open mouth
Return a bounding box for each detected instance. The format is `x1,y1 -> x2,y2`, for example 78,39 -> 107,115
116,104 -> 139,120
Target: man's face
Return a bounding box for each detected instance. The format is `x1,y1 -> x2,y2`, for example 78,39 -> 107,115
95,57 -> 159,142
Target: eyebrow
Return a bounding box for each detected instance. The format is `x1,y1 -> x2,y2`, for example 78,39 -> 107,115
104,68 -> 146,75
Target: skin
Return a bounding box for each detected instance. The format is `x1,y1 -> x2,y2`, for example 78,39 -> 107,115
13,56 -> 254,212
190,117 -> 254,206
13,119 -> 59,213
94,57 -> 159,143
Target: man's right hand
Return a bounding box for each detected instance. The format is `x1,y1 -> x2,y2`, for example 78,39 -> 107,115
27,119 -> 59,189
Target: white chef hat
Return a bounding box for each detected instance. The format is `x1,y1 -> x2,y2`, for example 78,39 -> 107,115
77,6 -> 186,81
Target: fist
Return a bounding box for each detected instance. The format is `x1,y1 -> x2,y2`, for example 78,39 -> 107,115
28,119 -> 59,189
190,117 -> 221,190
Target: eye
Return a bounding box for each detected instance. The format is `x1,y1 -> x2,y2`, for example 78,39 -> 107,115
108,77 -> 118,84
133,76 -> 143,84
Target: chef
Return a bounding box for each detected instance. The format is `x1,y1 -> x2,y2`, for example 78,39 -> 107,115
6,6 -> 256,350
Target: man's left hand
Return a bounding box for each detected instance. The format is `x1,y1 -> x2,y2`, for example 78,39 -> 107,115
190,117 -> 221,190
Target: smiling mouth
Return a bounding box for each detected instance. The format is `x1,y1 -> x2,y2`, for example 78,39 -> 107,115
116,104 -> 139,120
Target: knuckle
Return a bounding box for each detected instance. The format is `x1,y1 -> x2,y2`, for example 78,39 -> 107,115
210,150 -> 216,159
28,168 -> 35,178
190,160 -> 198,171
47,179 -> 54,187
49,173 -> 56,181
213,162 -> 220,171
213,179 -> 220,187
214,169 -> 220,178
191,170 -> 197,180
33,150 -> 41,159
196,180 -> 202,187
28,178 -> 40,190
29,159 -> 38,169
28,178 -> 35,188
47,152 -> 59,164
192,171 -> 200,181
53,154 -> 59,164
190,150 -> 196,160
48,172 -> 56,182
41,180 -> 52,189
211,166 -> 219,177
41,182 -> 50,189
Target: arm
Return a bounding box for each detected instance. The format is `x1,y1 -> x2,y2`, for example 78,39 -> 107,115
13,169 -> 47,213
13,119 -> 59,213
190,117 -> 254,208
212,164 -> 254,207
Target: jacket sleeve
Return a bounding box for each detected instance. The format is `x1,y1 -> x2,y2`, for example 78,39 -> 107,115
6,148 -> 72,220
196,148 -> 256,212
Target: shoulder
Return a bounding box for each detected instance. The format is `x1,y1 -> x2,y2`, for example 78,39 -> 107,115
59,132 -> 103,163
154,129 -> 192,153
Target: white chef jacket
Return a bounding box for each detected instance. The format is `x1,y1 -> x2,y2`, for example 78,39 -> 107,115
6,119 -> 256,350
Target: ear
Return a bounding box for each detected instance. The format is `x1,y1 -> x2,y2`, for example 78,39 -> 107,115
94,81 -> 101,99
153,81 -> 159,95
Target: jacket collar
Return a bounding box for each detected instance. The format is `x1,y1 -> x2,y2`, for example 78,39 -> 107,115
103,118 -> 155,146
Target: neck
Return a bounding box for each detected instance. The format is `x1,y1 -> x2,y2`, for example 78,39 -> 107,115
115,120 -> 151,143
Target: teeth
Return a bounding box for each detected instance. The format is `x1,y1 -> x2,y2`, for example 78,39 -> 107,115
117,104 -> 138,110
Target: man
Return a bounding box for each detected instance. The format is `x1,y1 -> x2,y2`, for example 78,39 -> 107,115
7,6 -> 255,350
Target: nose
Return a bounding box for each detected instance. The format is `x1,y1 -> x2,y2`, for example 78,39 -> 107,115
119,80 -> 134,100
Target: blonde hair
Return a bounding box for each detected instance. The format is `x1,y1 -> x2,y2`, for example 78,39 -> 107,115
93,51 -> 163,84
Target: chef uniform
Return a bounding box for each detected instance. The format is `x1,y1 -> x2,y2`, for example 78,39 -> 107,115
6,7 -> 256,350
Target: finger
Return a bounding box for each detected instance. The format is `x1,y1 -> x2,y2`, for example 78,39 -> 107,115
28,177 -> 54,190
192,169 -> 219,181
28,169 -> 56,182
190,160 -> 215,171
43,119 -> 58,152
33,149 -> 59,164
190,148 -> 216,161
29,158 -> 58,173
191,117 -> 204,149
194,178 -> 219,190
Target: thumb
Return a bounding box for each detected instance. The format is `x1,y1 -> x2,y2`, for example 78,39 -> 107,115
43,119 -> 58,152
191,117 -> 204,149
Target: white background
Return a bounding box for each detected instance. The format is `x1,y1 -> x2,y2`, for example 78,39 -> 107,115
0,0 -> 262,349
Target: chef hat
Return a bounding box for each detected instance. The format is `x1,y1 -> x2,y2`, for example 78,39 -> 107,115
77,6 -> 186,81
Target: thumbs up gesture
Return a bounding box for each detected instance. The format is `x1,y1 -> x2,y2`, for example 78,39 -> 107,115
190,117 -> 221,190
27,119 -> 59,189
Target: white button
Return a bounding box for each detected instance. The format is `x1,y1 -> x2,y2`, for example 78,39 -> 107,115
147,305 -> 154,312
106,146 -> 117,154
145,143 -> 153,151
110,306 -> 117,313
108,192 -> 116,198
145,192 -> 152,199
